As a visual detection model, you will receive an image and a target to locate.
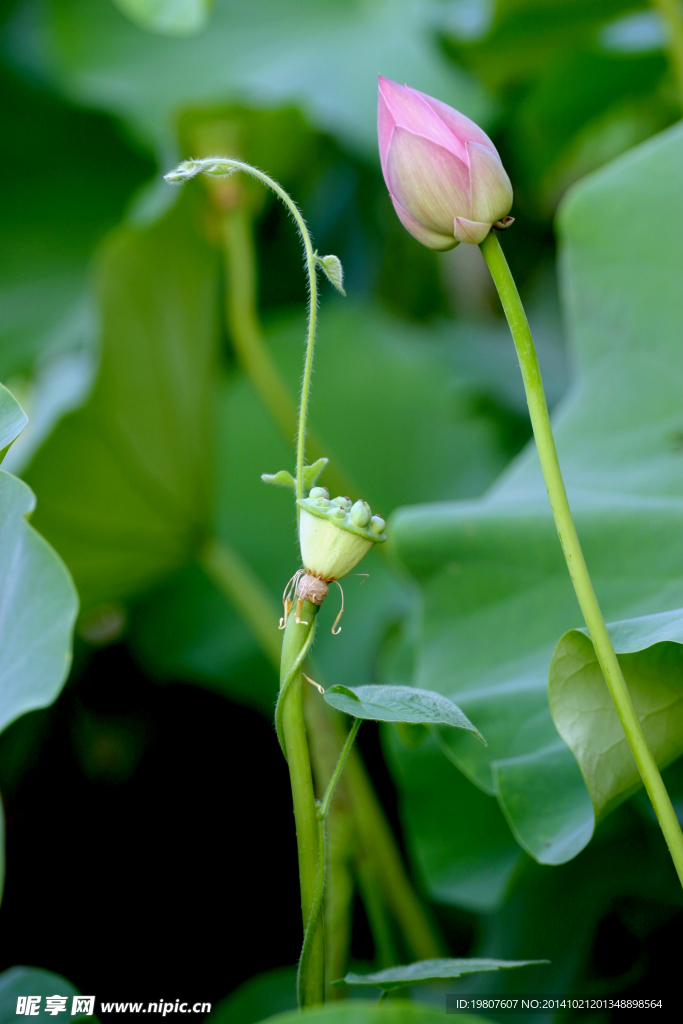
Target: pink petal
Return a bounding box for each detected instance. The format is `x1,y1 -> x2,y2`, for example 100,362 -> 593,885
467,141 -> 513,223
392,195 -> 457,251
377,87 -> 396,180
378,76 -> 463,160
386,126 -> 470,235
417,91 -> 497,161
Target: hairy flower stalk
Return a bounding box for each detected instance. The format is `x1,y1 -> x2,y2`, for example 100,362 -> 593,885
377,77 -> 683,886
166,156 -> 359,1004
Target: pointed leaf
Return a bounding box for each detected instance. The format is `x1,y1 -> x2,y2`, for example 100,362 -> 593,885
324,684 -> 484,741
317,255 -> 345,296
335,957 -> 548,992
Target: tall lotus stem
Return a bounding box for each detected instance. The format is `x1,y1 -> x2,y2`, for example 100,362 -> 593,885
376,75 -> 683,887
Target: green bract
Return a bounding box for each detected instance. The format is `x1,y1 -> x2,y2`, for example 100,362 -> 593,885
297,495 -> 386,582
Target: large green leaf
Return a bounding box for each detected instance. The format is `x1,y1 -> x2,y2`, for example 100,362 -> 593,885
335,958 -> 546,992
550,609 -> 683,820
390,122 -> 683,869
26,0 -> 489,156
24,192 -> 219,610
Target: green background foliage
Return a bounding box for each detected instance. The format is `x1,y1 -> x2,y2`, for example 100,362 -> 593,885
0,0 -> 681,1017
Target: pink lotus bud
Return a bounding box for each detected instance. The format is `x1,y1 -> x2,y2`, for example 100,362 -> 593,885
378,76 -> 513,249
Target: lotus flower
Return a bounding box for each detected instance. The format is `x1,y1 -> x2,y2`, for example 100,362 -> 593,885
378,76 -> 513,249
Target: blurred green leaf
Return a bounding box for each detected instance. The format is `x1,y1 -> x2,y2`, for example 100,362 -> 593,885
550,610 -> 683,820
251,1002 -> 487,1024
0,383 -> 27,457
24,192 -> 220,610
390,123 -> 683,867
324,684 -> 483,740
335,957 -> 547,992
445,0 -> 652,90
0,61 -> 151,381
0,966 -> 93,1022
207,966 -> 296,1024
28,0 -> 490,156
0,454 -> 77,735
112,0 -> 214,36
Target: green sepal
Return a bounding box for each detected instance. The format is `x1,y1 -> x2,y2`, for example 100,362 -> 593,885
261,469 -> 296,489
261,457 -> 329,492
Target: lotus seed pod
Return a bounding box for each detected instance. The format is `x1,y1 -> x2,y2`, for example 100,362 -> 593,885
350,499 -> 372,528
309,486 -> 329,500
370,515 -> 386,534
331,496 -> 352,509
297,494 -> 386,581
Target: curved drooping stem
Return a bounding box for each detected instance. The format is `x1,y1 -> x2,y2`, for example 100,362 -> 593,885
165,157 -> 318,501
480,230 -> 683,887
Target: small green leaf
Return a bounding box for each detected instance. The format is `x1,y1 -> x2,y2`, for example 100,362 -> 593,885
261,458 -> 328,492
0,383 -> 28,463
317,255 -> 345,296
260,469 -> 296,490
334,957 -> 548,992
324,684 -> 484,741
302,457 -> 329,489
549,609 -> 683,822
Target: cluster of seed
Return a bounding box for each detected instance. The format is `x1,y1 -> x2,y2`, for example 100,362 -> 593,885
309,487 -> 385,535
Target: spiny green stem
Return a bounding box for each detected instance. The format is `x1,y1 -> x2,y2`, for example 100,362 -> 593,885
276,617 -> 317,756
653,0 -> 683,109
298,818 -> 326,1007
280,602 -> 325,1005
480,230 -> 683,888
318,718 -> 362,821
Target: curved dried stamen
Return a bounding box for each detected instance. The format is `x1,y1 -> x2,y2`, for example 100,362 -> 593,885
331,580 -> 345,635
